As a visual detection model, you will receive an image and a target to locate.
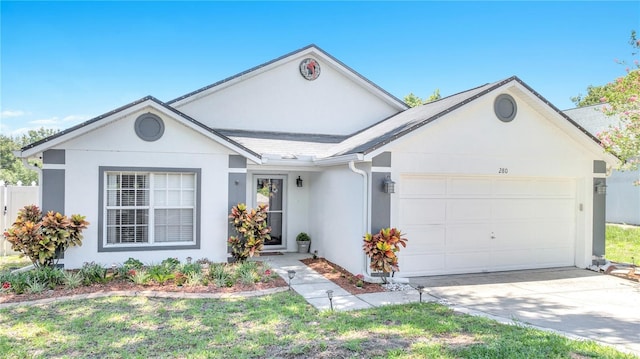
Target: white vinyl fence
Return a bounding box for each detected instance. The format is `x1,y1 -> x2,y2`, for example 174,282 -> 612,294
1,182 -> 39,256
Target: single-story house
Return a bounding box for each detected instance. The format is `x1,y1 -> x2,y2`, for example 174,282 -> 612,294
15,45 -> 618,276
565,105 -> 640,226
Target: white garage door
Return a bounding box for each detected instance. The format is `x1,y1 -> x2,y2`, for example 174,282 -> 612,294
397,176 -> 576,276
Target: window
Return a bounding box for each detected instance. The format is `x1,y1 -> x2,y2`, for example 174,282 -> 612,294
99,167 -> 200,251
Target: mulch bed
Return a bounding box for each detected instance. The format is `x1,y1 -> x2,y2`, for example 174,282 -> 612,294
0,276 -> 288,305
300,257 -> 385,294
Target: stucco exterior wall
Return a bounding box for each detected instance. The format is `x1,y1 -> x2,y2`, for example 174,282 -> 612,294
51,108 -> 235,268
309,164 -> 370,275
174,54 -> 400,136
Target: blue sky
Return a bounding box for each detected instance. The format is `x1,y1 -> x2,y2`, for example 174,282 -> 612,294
1,1 -> 638,136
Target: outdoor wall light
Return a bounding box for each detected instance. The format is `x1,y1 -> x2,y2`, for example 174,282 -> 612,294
287,270 -> 296,290
186,256 -> 192,264
296,176 -> 303,188
383,175 -> 396,194
594,182 -> 607,195
416,285 -> 425,303
326,289 -> 334,311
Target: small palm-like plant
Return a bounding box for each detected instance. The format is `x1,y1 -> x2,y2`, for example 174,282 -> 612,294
362,228 -> 407,282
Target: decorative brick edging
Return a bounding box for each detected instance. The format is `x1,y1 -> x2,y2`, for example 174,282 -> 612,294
0,286 -> 289,309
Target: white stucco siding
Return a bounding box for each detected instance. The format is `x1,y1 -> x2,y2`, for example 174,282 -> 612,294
309,165 -> 369,275
174,56 -> 400,135
52,109 -> 235,268
388,90 -> 599,275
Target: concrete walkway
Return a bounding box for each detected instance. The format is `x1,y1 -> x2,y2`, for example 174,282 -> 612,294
262,253 -> 433,311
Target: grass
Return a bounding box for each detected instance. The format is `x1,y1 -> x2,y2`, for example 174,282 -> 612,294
606,224 -> 640,265
0,292 -> 634,359
0,255 -> 31,272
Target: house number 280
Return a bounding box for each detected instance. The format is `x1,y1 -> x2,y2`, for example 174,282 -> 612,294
498,168 -> 508,174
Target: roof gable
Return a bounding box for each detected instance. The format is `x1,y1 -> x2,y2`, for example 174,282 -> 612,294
166,44 -> 408,135
168,44 -> 407,109
330,76 -> 618,165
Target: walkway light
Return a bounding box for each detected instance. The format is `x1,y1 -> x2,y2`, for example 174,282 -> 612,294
287,270 -> 296,290
326,289 -> 334,311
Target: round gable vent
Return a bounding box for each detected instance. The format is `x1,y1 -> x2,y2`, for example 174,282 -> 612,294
494,94 -> 517,122
135,113 -> 165,141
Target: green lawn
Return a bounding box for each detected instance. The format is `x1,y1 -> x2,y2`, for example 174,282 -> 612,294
0,292 -> 634,359
606,224 -> 640,264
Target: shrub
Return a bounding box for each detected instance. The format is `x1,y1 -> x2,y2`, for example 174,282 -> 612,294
62,271 -> 83,289
123,257 -> 144,270
3,205 -> 89,268
180,262 -> 202,275
161,257 -> 180,271
31,267 -> 64,289
236,261 -> 260,285
130,269 -> 150,285
185,271 -> 204,287
210,263 -> 234,287
26,278 -> 46,294
147,263 -> 174,285
228,203 -> 271,262
362,228 -> 407,281
79,262 -> 107,285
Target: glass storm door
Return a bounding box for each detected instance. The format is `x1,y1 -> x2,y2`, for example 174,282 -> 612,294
255,176 -> 285,247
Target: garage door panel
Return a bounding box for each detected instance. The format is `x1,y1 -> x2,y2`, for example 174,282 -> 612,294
492,249 -> 538,269
533,221 -> 575,247
403,225 -> 446,253
534,247 -> 574,266
493,179 -> 532,196
446,251 -> 492,272
400,198 -> 446,224
446,224 -> 492,251
492,222 -> 534,249
532,199 -> 575,219
492,199 -> 534,220
398,175 -> 576,276
400,254 -> 445,274
449,178 -> 492,195
448,199 -> 491,221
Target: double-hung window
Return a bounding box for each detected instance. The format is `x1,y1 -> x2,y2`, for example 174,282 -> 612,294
99,167 -> 200,251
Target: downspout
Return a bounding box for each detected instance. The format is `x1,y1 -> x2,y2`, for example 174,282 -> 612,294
348,161 -> 370,276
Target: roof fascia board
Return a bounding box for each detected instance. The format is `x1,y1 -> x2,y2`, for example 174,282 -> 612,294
18,99 -> 155,158
17,98 -> 262,164
314,153 -> 364,166
358,78 -> 515,156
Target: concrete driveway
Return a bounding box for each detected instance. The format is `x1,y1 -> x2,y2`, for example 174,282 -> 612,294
410,267 -> 640,356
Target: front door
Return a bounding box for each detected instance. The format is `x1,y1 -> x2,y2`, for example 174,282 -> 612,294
255,176 -> 285,248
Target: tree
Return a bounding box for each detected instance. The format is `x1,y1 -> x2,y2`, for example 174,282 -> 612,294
0,128 -> 58,185
572,31 -> 639,108
404,88 -> 442,107
573,31 -> 640,172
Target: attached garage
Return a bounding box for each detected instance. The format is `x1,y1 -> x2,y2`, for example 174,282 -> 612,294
397,175 -> 577,276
